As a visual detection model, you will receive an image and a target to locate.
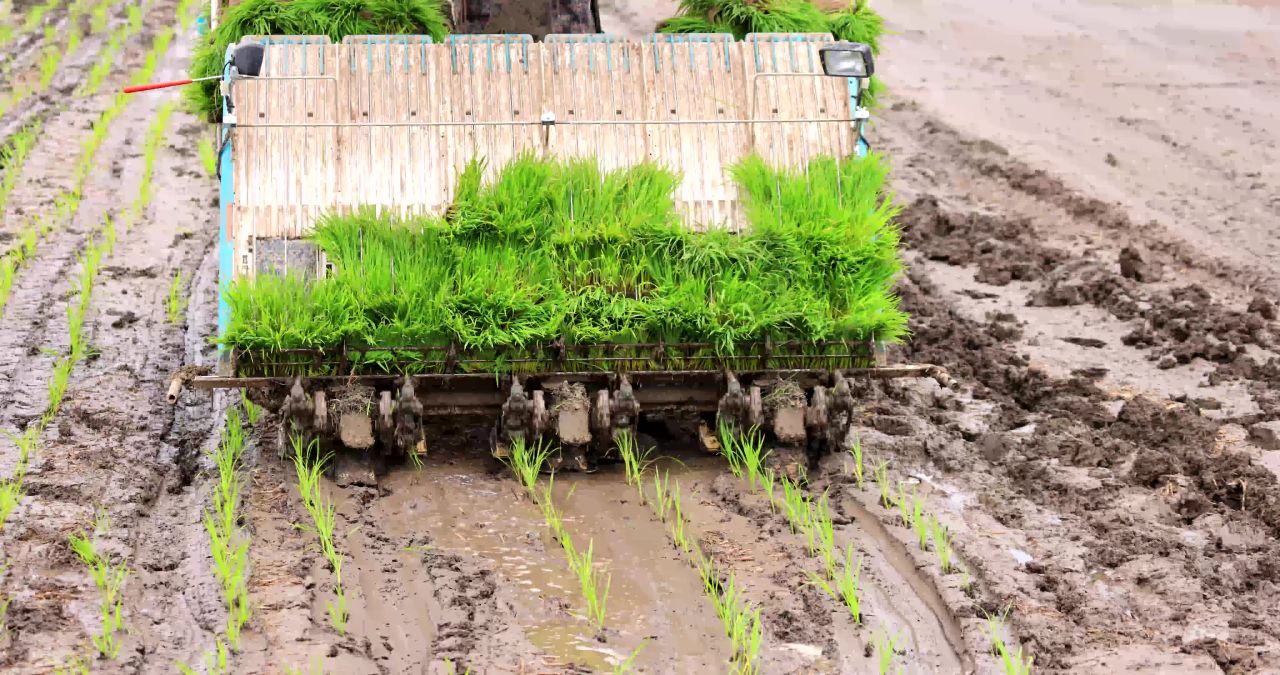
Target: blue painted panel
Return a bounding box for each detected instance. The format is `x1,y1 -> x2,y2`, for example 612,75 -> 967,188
217,130 -> 232,353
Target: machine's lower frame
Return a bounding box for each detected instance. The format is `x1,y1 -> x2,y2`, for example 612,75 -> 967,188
188,365 -> 953,469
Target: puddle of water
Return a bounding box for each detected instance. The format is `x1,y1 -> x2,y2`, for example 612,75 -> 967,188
549,467 -> 731,671
371,463 -> 607,668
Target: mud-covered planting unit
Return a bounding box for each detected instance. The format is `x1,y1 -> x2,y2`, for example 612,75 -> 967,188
190,20 -> 946,468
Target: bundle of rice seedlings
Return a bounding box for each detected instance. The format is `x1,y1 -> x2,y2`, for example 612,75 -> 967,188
186,0 -> 449,121
658,0 -> 886,106
221,153 -> 907,375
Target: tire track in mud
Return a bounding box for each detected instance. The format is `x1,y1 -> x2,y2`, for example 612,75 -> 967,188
844,99 -> 1280,672
0,7 -> 224,670
343,458 -> 638,673
664,456 -> 972,674
239,451 -> 599,674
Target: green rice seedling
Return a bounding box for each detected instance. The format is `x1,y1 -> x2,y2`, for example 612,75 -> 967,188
612,639 -> 647,674
873,625 -> 902,675
176,639 -> 231,675
168,270 -> 188,324
241,390 -> 262,425
507,436 -> 552,493
928,515 -> 954,573
807,543 -> 863,624
38,46 -> 61,88
19,0 -> 54,34
911,489 -> 929,549
283,661 -> 326,675
894,483 -> 911,528
849,437 -> 866,489
442,658 -> 471,675
198,137 -> 219,178
874,460 -> 891,508
69,529 -> 129,658
186,0 -> 450,121
669,480 -> 690,553
737,427 -> 768,491
326,563 -> 349,634
758,468 -> 777,510
222,154 -> 906,371
205,410 -> 251,646
707,572 -> 763,673
985,610 -> 1034,675
0,592 -> 9,641
53,652 -> 91,675
652,470 -> 674,522
961,567 -> 974,596
811,492 -> 838,578
717,420 -> 744,480
0,121 -> 41,217
290,435 -> 349,634
571,539 -> 611,629
47,356 -> 75,419
0,479 -> 25,532
778,476 -> 813,551
0,258 -> 15,311
614,429 -> 656,492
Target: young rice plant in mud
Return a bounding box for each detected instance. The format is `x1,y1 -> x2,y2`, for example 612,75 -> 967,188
241,390 -> 263,425
291,435 -> 350,634
911,489 -> 929,549
928,515 -> 955,573
807,543 -> 864,625
874,625 -> 903,675
524,471 -> 615,631
507,437 -> 552,493
176,639 -> 231,675
849,437 -> 866,489
701,566 -> 764,674
168,270 -> 189,324
205,411 -> 252,647
874,459 -> 891,508
571,539 -> 612,630
986,609 -> 1035,675
614,430 -> 657,493
69,525 -> 129,658
199,137 -> 219,178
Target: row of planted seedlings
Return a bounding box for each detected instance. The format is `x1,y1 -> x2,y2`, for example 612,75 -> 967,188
507,439 -> 613,633
716,427 -> 900,671
718,425 -> 973,673
5,4 -> 196,666
0,0 -> 170,314
0,0 -> 119,119
862,443 -> 1035,674
288,435 -> 351,636
53,98 -> 181,671
715,422 -> 1034,675
612,431 -> 765,674
178,395 -> 262,675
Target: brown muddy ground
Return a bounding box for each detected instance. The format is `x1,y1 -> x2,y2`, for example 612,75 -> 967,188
0,0 -> 1277,673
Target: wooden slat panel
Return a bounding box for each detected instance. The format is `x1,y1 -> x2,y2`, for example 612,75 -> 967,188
230,35 -> 861,267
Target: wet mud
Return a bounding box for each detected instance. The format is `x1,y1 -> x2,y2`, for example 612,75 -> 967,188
0,0 -> 1277,672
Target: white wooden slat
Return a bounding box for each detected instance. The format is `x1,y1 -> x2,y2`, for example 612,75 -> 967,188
231,36 -> 860,267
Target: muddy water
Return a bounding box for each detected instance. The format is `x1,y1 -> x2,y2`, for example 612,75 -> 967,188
341,458 -> 610,672
547,468 -> 730,671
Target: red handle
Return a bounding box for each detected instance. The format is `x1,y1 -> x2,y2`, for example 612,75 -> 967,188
123,79 -> 194,94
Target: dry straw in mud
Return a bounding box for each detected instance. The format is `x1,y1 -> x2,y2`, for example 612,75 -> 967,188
223,154 -> 906,373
